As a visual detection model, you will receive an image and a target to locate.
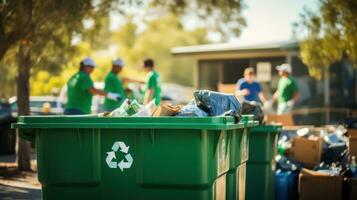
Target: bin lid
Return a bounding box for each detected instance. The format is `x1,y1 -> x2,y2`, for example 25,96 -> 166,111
13,115 -> 258,130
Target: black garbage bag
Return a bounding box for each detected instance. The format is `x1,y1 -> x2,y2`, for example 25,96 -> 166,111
345,117 -> 357,129
321,143 -> 349,167
193,90 -> 241,122
320,130 -> 349,167
241,101 -> 264,123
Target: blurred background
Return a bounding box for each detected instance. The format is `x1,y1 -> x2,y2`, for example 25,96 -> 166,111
1,0 -> 357,199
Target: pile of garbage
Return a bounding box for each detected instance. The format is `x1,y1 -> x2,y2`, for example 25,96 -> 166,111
99,90 -> 243,122
275,125 -> 357,200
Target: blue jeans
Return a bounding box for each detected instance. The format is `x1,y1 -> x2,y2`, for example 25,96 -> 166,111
64,108 -> 85,115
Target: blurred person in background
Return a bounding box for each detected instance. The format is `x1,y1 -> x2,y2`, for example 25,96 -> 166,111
236,67 -> 267,103
272,63 -> 300,114
142,58 -> 161,105
103,58 -> 126,111
124,58 -> 161,105
64,57 -> 120,115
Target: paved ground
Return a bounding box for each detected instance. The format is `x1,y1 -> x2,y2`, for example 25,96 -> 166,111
0,152 -> 41,200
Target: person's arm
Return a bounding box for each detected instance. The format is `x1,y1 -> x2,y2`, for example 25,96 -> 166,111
291,91 -> 300,103
143,88 -> 154,104
286,91 -> 300,107
124,77 -> 145,84
287,80 -> 300,106
235,89 -> 250,97
88,87 -> 107,96
271,91 -> 279,103
119,85 -> 127,99
88,87 -> 121,101
258,92 -> 267,102
143,74 -> 157,104
235,80 -> 250,97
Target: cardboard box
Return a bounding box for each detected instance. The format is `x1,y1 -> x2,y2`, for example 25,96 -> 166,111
349,178 -> 357,200
350,137 -> 357,158
299,168 -> 342,200
152,104 -> 182,117
265,114 -> 294,126
349,129 -> 357,158
348,128 -> 357,138
289,136 -> 324,168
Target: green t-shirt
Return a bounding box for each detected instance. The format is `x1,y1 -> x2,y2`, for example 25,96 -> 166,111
145,70 -> 161,105
66,71 -> 94,114
277,76 -> 298,103
103,72 -> 126,110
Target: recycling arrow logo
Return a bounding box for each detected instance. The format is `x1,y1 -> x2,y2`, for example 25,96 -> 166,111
106,141 -> 133,171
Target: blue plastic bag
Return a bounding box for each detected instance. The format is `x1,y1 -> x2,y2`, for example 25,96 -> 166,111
193,90 -> 241,122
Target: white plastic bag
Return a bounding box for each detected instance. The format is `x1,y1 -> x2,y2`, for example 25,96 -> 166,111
132,100 -> 157,117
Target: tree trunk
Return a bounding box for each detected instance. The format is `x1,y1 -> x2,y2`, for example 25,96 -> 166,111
16,40 -> 32,171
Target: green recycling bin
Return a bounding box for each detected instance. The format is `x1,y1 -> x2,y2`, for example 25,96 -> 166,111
13,115 -> 256,200
245,125 -> 282,200
225,115 -> 257,200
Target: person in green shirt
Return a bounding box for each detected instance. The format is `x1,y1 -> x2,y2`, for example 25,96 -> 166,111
64,57 -> 121,115
103,59 -> 126,111
272,63 -> 300,114
143,58 -> 161,105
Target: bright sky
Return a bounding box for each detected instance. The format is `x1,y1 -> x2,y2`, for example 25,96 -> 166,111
109,0 -> 319,45
229,0 -> 319,45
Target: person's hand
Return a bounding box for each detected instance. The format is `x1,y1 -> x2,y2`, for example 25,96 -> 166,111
107,92 -> 121,101
263,100 -> 273,110
287,100 -> 295,107
242,89 -> 250,96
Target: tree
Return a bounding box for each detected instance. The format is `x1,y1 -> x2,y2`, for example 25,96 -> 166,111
0,0 -> 114,171
151,0 -> 246,41
296,0 -> 357,79
110,14 -> 208,86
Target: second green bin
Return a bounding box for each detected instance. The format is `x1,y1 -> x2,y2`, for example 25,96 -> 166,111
245,125 -> 282,200
226,115 -> 257,200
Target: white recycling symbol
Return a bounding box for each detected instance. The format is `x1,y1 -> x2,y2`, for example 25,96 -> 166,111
106,141 -> 133,171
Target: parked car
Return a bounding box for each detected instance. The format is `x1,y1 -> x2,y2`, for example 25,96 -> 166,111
9,96 -> 64,116
0,100 -> 16,155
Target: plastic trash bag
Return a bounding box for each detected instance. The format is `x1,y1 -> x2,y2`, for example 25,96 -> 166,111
176,100 -> 208,117
275,155 -> 302,172
345,117 -> 357,129
193,90 -> 241,122
241,101 -> 264,123
110,99 -> 142,117
321,142 -> 349,166
132,100 -> 157,117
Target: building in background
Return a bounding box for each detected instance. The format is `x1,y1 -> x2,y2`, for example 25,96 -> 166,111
172,41 -> 357,125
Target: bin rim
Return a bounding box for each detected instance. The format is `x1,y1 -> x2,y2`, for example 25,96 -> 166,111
251,124 -> 282,133
12,115 -> 258,130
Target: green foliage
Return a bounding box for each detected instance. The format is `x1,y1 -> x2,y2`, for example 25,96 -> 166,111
0,0 -> 115,97
0,0 -> 246,97
0,47 -> 17,98
111,14 -> 208,85
151,0 -> 246,41
297,0 -> 357,79
30,71 -> 65,96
